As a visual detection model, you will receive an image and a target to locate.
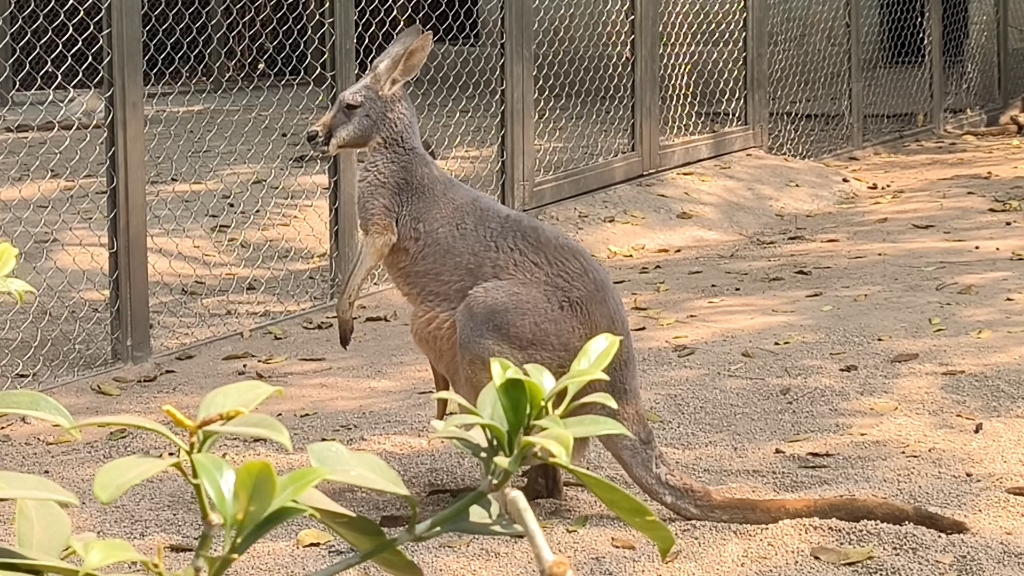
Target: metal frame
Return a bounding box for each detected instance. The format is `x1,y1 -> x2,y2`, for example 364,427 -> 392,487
327,0 -> 359,295
104,0 -> 151,365
930,0 -> 946,132
501,0 -> 533,211
997,0 -> 1009,106
848,0 -> 865,149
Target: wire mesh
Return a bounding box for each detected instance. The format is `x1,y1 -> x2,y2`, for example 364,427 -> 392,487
1010,0 -> 1024,98
765,0 -> 852,159
0,0 -> 115,390
861,0 -> 934,143
140,0 -> 337,353
533,0 -> 635,178
942,0 -> 1000,122
353,0 -> 507,293
659,0 -> 747,145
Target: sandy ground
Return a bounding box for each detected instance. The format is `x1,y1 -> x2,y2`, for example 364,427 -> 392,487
2,134 -> 1024,575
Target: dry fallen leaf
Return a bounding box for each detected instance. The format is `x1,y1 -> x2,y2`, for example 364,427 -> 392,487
935,554 -> 955,565
106,428 -> 130,442
931,325 -> 947,333
870,400 -> 900,413
611,537 -> 637,551
657,317 -> 677,327
929,317 -> 942,325
911,223 -> 936,229
785,433 -> 813,443
957,284 -> 979,295
942,369 -> 966,376
774,337 -> 799,346
707,298 -> 724,304
854,294 -> 867,302
677,347 -> 696,358
221,351 -> 254,361
442,537 -> 474,548
805,290 -> 824,298
890,353 -> 919,363
259,355 -> 288,365
631,298 -> 649,311
1005,486 -> 1024,497
741,349 -> 755,359
810,545 -> 877,566
645,409 -> 663,423
970,328 -> 993,339
820,305 -> 834,312
297,529 -> 334,548
839,364 -> 859,373
299,356 -> 326,362
174,350 -> 196,361
90,382 -> 121,397
364,311 -> 399,323
378,514 -> 410,528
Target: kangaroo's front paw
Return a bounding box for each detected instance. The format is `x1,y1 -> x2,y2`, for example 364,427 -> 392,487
337,315 -> 354,349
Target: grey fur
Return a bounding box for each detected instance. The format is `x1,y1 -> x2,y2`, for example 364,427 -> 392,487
305,26 -> 968,534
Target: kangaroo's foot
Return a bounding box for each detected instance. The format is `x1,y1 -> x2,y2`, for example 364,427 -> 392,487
522,464 -> 565,502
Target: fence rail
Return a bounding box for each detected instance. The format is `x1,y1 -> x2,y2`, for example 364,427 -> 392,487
1,0 -> 1021,390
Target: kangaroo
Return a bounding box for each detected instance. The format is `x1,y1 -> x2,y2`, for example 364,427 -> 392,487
945,94 -> 1024,137
305,26 -> 968,534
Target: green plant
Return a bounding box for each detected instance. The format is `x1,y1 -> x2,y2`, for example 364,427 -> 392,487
0,241 -> 37,304
0,333 -> 676,576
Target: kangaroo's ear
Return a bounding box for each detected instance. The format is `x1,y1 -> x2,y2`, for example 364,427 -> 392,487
376,31 -> 434,96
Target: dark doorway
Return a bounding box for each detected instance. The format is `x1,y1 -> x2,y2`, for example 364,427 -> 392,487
880,0 -> 969,67
355,0 -> 481,73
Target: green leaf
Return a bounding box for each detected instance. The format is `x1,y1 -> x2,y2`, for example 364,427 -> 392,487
523,428 -> 574,463
0,471 -> 80,506
93,455 -> 178,505
496,379 -> 530,451
0,278 -> 37,303
531,415 -> 565,431
202,413 -> 293,451
441,414 -> 507,453
191,453 -> 236,530
0,242 -> 18,277
272,467 -> 331,510
307,442 -> 410,497
569,333 -> 622,373
16,500 -> 72,558
565,392 -> 619,414
556,462 -> 675,561
440,494 -> 524,538
522,363 -> 557,395
475,381 -> 508,433
80,539 -> 149,571
0,547 -> 98,576
299,488 -> 422,576
231,504 -> 307,556
429,426 -> 490,459
430,391 -> 480,417
0,390 -> 77,438
561,415 -> 634,440
72,415 -> 187,451
546,369 -> 610,408
488,358 -> 520,386
196,380 -> 284,421
231,460 -> 278,541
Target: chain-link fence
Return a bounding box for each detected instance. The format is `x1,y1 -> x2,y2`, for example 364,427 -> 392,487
2,0 -> 1021,390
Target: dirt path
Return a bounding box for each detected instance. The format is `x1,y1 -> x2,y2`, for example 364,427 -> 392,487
2,135 -> 1023,575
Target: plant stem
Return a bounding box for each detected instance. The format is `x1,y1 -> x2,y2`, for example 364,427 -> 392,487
306,488 -> 490,576
504,489 -> 574,576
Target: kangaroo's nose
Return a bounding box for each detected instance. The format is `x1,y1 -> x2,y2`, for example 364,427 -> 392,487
305,129 -> 321,144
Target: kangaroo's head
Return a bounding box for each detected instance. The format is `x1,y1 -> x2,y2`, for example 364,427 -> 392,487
306,25 -> 434,155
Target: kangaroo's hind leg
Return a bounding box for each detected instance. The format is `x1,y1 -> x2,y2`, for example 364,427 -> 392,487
451,280 -> 600,501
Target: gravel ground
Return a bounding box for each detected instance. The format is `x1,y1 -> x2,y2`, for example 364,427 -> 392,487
2,136 -> 1024,575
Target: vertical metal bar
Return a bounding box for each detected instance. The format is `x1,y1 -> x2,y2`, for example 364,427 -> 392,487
0,0 -> 11,108
849,0 -> 864,149
105,0 -> 151,364
634,0 -> 660,173
327,0 -> 358,293
208,0 -> 226,91
998,0 -> 1009,106
930,0 -> 945,132
745,0 -> 769,146
503,0 -> 535,211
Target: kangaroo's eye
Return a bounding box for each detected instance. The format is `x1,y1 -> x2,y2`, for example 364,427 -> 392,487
343,102 -> 362,112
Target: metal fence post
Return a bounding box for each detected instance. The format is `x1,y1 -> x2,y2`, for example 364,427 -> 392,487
0,0 -> 11,108
307,0 -> 329,90
930,0 -> 945,132
746,0 -> 769,146
327,0 -> 358,294
635,0 -> 660,173
849,0 -> 864,149
501,0 -> 535,211
998,0 -> 1009,106
105,0 -> 151,364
